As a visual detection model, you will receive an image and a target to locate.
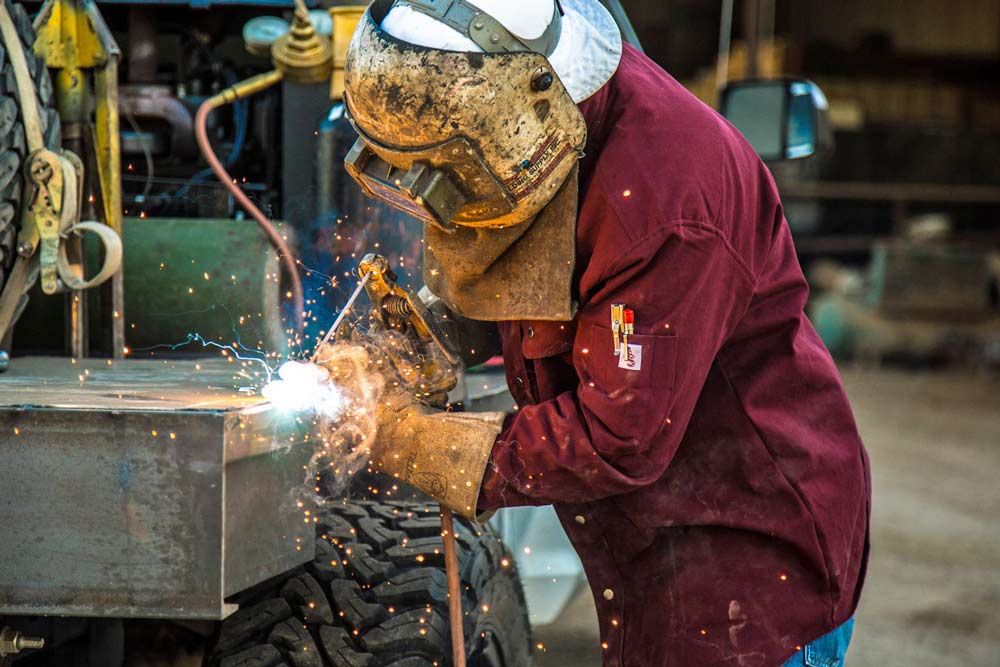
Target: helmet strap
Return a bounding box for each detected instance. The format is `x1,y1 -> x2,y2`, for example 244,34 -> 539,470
396,0 -> 563,56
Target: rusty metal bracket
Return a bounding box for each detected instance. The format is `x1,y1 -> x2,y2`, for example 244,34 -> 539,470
17,150 -> 67,295
13,148 -> 118,298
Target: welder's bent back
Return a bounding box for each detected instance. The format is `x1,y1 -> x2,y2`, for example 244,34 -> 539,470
477,45 -> 871,667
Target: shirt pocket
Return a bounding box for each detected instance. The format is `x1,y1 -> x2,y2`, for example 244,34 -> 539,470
576,322 -> 679,447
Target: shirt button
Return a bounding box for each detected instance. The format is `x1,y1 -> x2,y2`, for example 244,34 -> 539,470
603,588 -> 614,600
527,327 -> 535,338
575,515 -> 586,524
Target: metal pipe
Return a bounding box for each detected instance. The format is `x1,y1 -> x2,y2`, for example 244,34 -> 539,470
119,86 -> 196,159
126,7 -> 157,84
760,0 -> 776,45
194,70 -> 306,335
53,65 -> 90,360
716,0 -> 735,95
744,0 -> 761,78
95,53 -> 126,358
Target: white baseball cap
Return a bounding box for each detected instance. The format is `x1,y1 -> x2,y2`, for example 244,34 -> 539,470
381,0 -> 623,103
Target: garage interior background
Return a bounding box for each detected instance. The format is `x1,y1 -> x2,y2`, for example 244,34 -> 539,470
537,2 -> 1000,666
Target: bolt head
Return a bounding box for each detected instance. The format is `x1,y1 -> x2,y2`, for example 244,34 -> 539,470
16,241 -> 32,256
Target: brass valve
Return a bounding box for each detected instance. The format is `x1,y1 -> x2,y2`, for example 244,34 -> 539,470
271,0 -> 333,84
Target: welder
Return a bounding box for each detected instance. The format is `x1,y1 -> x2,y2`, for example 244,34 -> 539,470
340,1 -> 870,665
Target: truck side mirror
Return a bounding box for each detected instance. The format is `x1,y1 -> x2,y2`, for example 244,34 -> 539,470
720,80 -> 832,161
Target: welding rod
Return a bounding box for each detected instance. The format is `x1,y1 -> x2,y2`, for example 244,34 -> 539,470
311,272 -> 371,362
441,507 -> 466,667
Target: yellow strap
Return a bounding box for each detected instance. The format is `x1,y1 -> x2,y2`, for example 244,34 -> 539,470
56,221 -> 122,292
0,255 -> 38,341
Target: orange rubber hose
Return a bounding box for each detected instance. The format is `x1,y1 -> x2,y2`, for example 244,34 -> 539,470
195,98 -> 305,335
441,507 -> 467,667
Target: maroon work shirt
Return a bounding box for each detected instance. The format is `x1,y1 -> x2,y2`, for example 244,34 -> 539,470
478,46 -> 871,666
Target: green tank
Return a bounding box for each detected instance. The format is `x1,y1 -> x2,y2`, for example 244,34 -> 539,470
14,218 -> 293,358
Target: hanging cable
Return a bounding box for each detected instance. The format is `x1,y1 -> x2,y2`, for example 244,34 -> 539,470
121,106 -> 155,201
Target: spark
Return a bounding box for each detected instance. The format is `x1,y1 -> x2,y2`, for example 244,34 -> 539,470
131,332 -> 274,379
261,360 -> 346,419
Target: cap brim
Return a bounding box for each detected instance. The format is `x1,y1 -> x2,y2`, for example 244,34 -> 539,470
550,0 -> 623,103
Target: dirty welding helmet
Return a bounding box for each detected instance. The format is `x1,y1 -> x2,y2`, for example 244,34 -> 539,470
343,0 -> 622,321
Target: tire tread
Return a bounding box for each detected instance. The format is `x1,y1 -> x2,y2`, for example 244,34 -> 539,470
210,500 -> 531,666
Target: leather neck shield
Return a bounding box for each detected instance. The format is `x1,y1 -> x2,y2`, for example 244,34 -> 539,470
423,167 -> 578,322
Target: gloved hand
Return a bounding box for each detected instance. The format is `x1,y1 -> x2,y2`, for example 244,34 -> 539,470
314,342 -> 504,520
370,389 -> 505,520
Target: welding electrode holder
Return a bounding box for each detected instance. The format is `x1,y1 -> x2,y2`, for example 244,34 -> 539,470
357,253 -> 461,406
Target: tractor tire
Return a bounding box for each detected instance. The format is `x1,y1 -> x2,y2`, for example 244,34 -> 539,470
0,0 -> 61,343
208,500 -> 533,667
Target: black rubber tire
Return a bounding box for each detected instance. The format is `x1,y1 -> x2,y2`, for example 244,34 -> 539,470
0,1 -> 61,333
208,500 -> 533,667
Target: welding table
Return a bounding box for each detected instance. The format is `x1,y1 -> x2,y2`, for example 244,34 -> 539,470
0,357 -> 313,620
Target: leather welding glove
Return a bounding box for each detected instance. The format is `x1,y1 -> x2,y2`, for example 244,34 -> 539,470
371,389 -> 505,521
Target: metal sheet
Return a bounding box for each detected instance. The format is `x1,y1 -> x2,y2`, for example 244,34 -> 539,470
0,357 -> 314,619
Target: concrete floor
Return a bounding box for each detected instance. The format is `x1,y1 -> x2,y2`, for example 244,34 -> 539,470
533,368 -> 1000,667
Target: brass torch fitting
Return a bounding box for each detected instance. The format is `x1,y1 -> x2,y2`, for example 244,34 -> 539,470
272,0 -> 333,85
209,69 -> 285,107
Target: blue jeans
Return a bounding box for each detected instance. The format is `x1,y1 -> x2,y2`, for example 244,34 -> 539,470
781,618 -> 855,667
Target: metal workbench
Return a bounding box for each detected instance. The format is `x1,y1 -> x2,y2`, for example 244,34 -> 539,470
0,357 -> 313,620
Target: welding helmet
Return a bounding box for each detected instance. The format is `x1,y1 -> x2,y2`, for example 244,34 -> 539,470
343,0 -> 622,320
